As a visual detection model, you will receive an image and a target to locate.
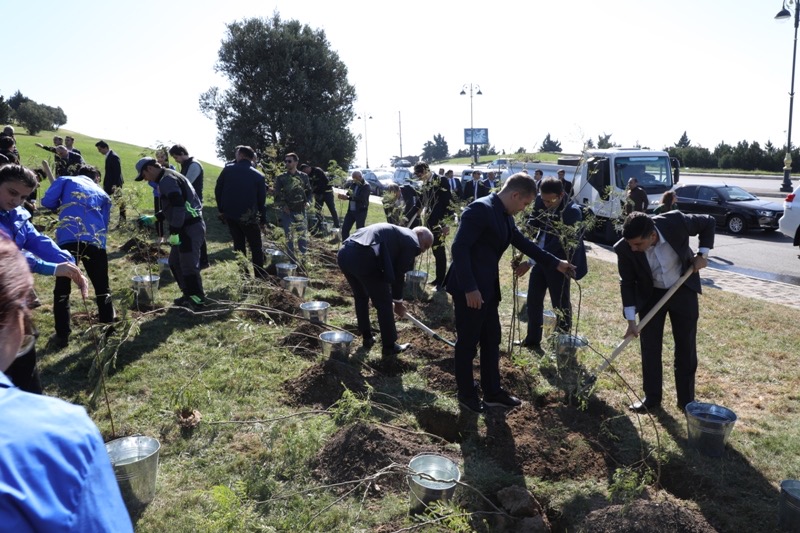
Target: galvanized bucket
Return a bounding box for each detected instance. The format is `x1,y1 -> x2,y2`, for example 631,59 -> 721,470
131,275 -> 159,306
319,331 -> 354,361
515,290 -> 527,319
282,276 -> 309,298
405,270 -> 428,299
685,402 -> 737,457
300,301 -> 330,324
407,454 -> 460,513
780,480 -> 800,530
267,249 -> 287,267
157,258 -> 170,278
543,310 -> 557,337
275,262 -> 297,279
105,435 -> 160,514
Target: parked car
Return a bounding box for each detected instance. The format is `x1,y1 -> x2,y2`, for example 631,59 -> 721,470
674,184 -> 783,235
779,183 -> 800,245
344,169 -> 383,195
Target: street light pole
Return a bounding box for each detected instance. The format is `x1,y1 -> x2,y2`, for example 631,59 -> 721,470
777,1 -> 800,192
460,83 -> 482,166
356,113 -> 372,168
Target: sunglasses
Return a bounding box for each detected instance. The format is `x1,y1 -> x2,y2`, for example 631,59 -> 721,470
284,159 -> 295,164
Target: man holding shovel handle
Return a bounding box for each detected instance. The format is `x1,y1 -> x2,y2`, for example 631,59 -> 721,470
614,211 -> 715,413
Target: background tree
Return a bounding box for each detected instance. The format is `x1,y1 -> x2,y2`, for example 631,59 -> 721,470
43,105 -> 67,130
675,131 -> 691,148
200,13 -> 357,165
0,95 -> 10,125
584,138 -> 595,149
420,133 -> 449,162
7,90 -> 28,111
515,146 -> 526,154
539,133 -> 562,153
597,133 -> 616,149
15,101 -> 51,136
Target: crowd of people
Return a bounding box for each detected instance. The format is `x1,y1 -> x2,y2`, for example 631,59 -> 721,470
0,126 -> 716,525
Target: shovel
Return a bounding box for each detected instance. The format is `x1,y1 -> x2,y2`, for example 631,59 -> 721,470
405,313 -> 456,347
579,267 -> 694,394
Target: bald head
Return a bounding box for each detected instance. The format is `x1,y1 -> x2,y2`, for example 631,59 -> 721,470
352,170 -> 363,182
413,226 -> 434,253
55,145 -> 69,157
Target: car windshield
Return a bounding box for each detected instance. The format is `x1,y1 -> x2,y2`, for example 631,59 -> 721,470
718,186 -> 756,202
614,156 -> 673,192
393,169 -> 413,184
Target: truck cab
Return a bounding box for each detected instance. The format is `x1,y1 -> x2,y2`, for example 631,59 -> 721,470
571,148 -> 680,242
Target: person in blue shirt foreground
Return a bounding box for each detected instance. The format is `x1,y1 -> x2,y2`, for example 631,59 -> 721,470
0,236 -> 133,532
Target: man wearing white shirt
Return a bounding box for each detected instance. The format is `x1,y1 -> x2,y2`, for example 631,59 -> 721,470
614,211 -> 715,413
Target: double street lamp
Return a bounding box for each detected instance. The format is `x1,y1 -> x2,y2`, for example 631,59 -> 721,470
777,1 -> 800,192
460,83 -> 482,165
357,113 -> 372,168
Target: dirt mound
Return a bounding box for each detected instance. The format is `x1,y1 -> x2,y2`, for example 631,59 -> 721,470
260,288 -> 304,324
282,359 -> 368,408
419,358 -> 456,393
313,422 -> 452,493
120,237 -> 168,263
579,499 -> 717,532
281,322 -> 326,356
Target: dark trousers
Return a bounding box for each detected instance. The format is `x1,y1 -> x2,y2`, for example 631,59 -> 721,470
314,191 -> 340,229
170,220 -> 206,298
337,242 -> 397,350
341,209 -> 368,241
452,292 -> 502,397
638,285 -> 699,407
227,219 -> 266,279
106,185 -> 126,222
430,227 -> 447,285
153,196 -> 164,238
525,262 -> 571,345
54,242 -> 114,338
5,344 -> 42,394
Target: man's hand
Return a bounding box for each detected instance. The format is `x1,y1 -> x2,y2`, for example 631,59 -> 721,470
139,215 -> 157,227
54,262 -> 89,298
624,320 -> 639,339
393,300 -> 407,318
465,289 -> 483,309
692,253 -> 708,272
168,234 -> 181,246
35,143 -> 44,148
337,193 -> 348,200
514,261 -> 532,277
441,225 -> 450,237
556,260 -> 577,278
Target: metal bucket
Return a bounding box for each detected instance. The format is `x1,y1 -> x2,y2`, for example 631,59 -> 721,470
131,275 -> 159,306
515,290 -> 527,320
105,435 -> 160,513
407,454 -> 460,513
685,402 -> 737,457
157,258 -> 170,278
543,310 -> 557,337
780,480 -> 800,530
554,333 -> 588,359
282,276 -> 309,298
319,331 -> 354,361
275,262 -> 297,279
267,249 -> 287,267
405,270 -> 428,299
300,301 -> 330,324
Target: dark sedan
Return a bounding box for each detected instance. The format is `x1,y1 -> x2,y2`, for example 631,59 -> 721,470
674,184 -> 783,234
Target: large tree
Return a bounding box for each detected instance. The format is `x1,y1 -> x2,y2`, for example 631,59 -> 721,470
420,133 -> 448,162
15,101 -> 51,136
539,133 -> 562,153
200,13 -> 357,165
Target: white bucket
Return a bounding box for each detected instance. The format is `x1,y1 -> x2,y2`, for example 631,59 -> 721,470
105,435 -> 160,514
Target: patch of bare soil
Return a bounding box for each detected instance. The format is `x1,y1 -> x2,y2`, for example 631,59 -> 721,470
579,498 -> 717,532
282,359 -> 368,408
280,322 -> 326,357
419,358 -> 456,393
120,237 -> 168,263
260,288 -> 304,324
313,422 -> 453,494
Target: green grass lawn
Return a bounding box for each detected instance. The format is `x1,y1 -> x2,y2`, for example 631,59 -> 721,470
11,129 -> 800,531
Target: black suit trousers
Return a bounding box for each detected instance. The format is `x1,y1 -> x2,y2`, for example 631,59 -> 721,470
638,284 -> 698,406
525,262 -> 572,345
430,227 -> 447,284
337,242 -> 397,348
53,242 -> 114,338
341,209 -> 368,241
226,219 -> 266,279
453,292 -> 502,397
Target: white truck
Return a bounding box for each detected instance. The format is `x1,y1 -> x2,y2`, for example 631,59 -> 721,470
566,148 -> 680,242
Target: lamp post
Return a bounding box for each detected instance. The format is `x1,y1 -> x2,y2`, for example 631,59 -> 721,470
777,1 -> 800,192
460,83 -> 482,165
357,113 -> 372,168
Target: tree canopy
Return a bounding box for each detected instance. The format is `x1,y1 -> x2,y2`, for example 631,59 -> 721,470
539,133 -> 562,153
200,13 -> 357,165
420,134 -> 448,162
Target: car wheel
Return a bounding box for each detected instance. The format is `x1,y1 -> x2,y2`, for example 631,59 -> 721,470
726,215 -> 747,234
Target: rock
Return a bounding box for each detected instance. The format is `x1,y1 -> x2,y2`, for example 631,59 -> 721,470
497,485 -> 539,517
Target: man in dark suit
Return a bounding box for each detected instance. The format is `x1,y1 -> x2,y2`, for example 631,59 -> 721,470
516,178 -> 588,350
445,169 -> 462,200
413,162 -> 453,290
95,140 -> 125,223
446,173 -> 576,413
614,211 -> 715,412
557,168 -> 573,196
338,170 -> 371,240
337,223 -> 434,357
462,170 -> 490,203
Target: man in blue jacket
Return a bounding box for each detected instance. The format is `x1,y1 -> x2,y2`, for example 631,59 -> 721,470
42,164 -> 114,347
215,145 -> 268,279
446,173 -> 575,413
516,178 -> 588,351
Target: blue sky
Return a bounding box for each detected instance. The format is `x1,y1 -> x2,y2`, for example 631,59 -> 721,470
5,0 -> 795,166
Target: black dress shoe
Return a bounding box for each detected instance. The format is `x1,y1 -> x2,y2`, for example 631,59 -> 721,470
629,398 -> 661,413
362,335 -> 376,349
382,342 -> 410,356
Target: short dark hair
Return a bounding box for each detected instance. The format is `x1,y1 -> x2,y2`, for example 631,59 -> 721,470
298,162 -> 310,171
622,212 -> 655,240
76,165 -> 100,180
94,140 -> 109,149
0,136 -> 13,150
539,177 -> 564,196
501,173 -> 537,197
0,164 -> 38,189
168,144 -> 189,157
236,145 -> 256,160
413,161 -> 429,175
534,169 -> 543,176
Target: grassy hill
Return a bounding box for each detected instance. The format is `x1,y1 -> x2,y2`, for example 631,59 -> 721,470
9,130 -> 800,531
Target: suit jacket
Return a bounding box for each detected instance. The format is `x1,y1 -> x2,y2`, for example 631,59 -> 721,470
419,175 -> 453,229
624,186 -> 648,214
345,180 -> 371,213
526,196 -> 588,280
614,211 -> 715,312
400,184 -> 421,227
345,223 -> 421,299
103,150 -> 123,193
447,176 -> 463,200
446,193 -> 560,304
462,179 -> 490,203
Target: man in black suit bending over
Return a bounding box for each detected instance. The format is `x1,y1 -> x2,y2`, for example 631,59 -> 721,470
337,223 -> 434,358
446,173 -> 575,413
614,211 -> 715,413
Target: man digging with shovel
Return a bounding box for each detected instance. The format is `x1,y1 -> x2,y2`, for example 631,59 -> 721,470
614,211 -> 715,413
